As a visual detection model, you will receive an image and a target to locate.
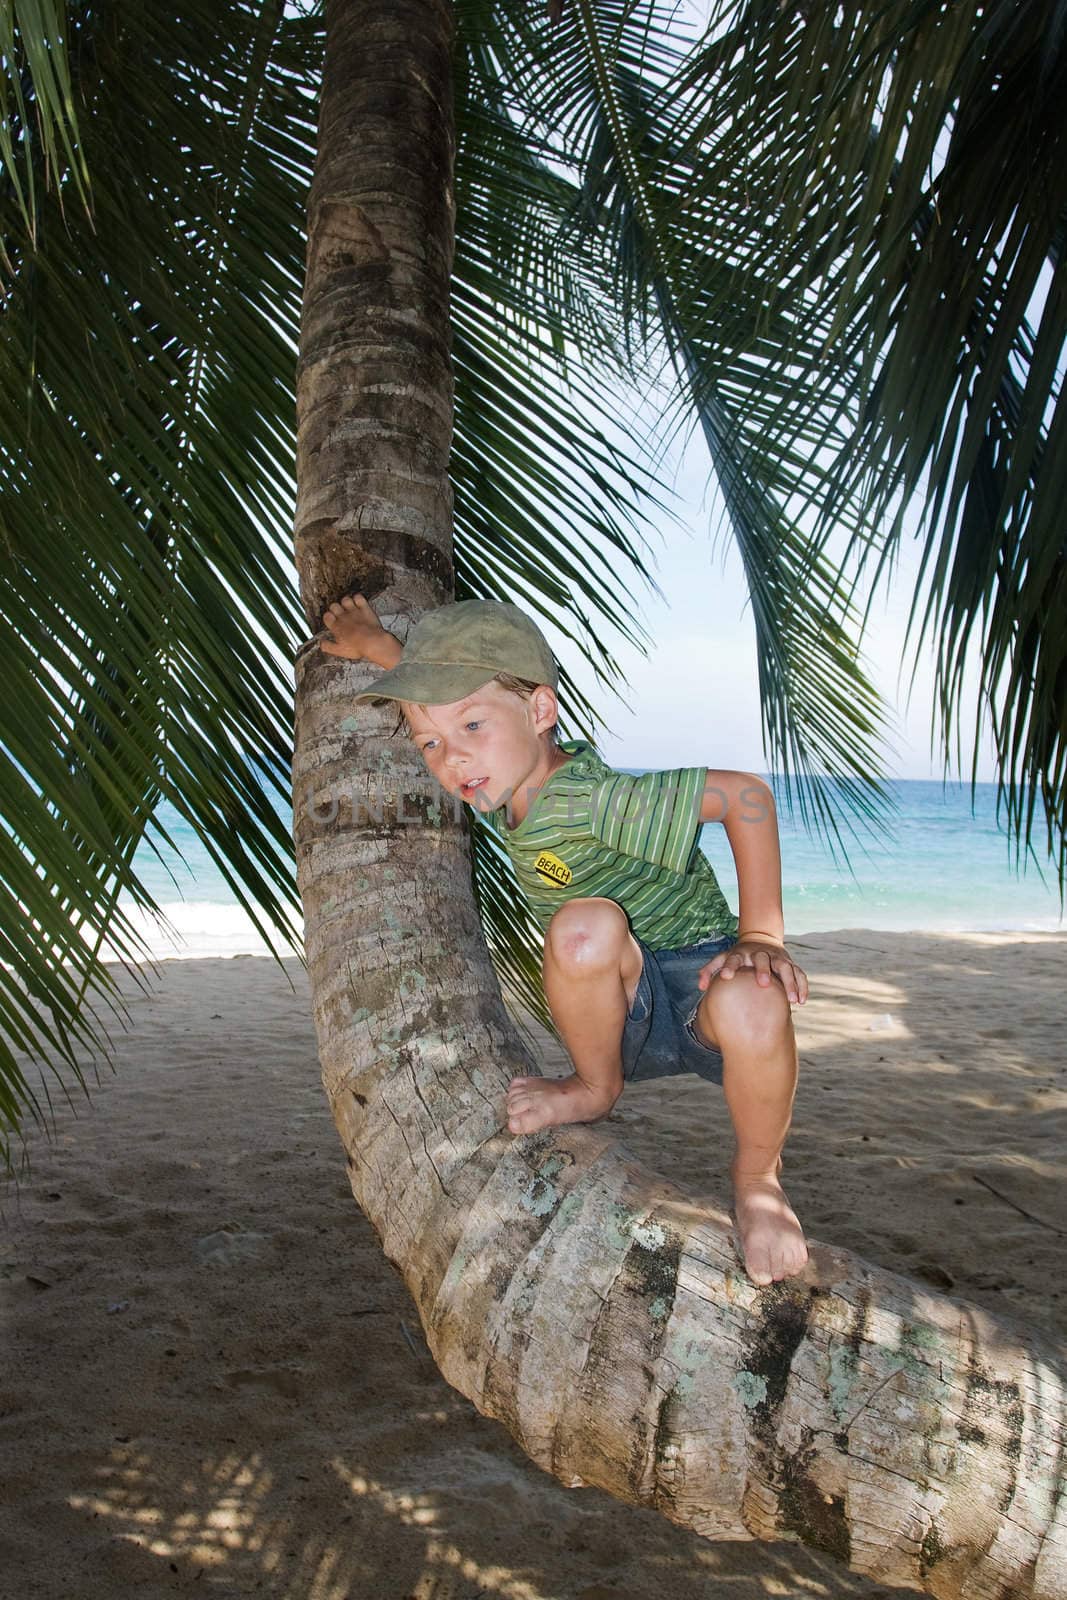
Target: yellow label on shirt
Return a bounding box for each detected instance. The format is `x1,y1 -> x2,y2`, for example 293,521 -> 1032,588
534,851 -> 572,888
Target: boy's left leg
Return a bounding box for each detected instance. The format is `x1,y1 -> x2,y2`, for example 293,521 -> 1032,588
505,898 -> 641,1135
690,972 -> 808,1286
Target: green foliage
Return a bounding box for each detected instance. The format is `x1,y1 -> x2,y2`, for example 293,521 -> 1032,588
1,0 -> 1062,1158
676,0 -> 1066,863
0,0 -> 322,1161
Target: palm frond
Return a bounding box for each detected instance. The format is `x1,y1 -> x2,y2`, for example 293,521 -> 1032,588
667,0 -> 1067,882
0,0 -> 91,245
0,0 -> 322,1162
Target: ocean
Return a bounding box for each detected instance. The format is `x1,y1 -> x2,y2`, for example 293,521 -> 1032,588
105,776 -> 1063,962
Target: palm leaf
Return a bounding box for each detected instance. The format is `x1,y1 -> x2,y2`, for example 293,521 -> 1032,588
667,0 -> 1067,882
0,1 -> 321,1161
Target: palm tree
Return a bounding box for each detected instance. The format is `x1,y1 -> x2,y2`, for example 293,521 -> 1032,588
3,0 -> 1064,1591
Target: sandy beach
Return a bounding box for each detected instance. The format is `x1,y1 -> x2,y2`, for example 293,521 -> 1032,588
2,930 -> 1064,1599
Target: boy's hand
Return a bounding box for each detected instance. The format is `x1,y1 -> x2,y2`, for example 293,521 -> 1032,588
696,939 -> 808,1005
320,593 -> 396,666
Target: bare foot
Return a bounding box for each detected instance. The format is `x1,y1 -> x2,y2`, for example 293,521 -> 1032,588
730,1162 -> 809,1286
320,593 -> 392,662
506,1073 -> 622,1136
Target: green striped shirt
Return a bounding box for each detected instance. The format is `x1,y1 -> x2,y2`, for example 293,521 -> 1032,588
485,740 -> 738,950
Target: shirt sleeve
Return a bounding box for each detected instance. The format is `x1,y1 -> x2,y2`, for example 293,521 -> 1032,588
588,766 -> 707,875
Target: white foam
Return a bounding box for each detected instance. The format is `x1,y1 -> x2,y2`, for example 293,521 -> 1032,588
83,900 -> 303,963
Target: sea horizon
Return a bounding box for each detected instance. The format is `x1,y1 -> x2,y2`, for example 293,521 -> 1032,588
68,773 -> 1064,963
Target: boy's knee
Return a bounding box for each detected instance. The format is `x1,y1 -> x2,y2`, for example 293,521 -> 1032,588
545,897 -> 629,970
705,968 -> 790,1045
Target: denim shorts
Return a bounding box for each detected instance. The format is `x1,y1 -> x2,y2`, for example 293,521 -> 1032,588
621,932 -> 737,1084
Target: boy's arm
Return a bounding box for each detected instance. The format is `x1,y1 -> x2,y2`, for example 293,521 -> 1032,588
698,769 -> 807,1004
700,769 -> 784,943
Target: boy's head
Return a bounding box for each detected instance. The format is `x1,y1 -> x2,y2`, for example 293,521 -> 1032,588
354,600 -> 562,805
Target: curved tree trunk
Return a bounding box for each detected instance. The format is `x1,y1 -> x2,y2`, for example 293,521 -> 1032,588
290,2 -> 1067,1593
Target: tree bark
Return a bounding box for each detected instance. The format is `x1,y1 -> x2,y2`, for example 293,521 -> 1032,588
290,2 -> 1067,1593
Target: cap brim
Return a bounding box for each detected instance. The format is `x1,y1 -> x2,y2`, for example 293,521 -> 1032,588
353,662 -> 499,707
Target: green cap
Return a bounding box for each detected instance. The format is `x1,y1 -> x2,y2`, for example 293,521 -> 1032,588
355,598 -> 558,707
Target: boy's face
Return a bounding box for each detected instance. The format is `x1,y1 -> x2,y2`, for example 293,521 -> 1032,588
403,680 -> 554,812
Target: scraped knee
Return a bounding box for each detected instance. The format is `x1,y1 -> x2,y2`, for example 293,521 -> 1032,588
545,897 -> 631,974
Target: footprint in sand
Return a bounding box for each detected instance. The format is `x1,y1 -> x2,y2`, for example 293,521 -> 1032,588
194,1228 -> 269,1267
223,1367 -> 303,1399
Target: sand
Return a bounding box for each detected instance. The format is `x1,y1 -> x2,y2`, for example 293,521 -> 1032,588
1,931 -> 1064,1599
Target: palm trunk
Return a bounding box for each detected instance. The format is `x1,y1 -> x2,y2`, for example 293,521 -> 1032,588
290,2 -> 1066,1593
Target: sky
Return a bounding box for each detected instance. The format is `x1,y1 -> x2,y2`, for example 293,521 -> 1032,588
535,409 -> 999,784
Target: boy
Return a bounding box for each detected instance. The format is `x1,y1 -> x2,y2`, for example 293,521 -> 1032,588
320,593 -> 809,1287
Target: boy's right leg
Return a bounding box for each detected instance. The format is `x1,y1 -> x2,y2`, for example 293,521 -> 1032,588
505,898 -> 642,1136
